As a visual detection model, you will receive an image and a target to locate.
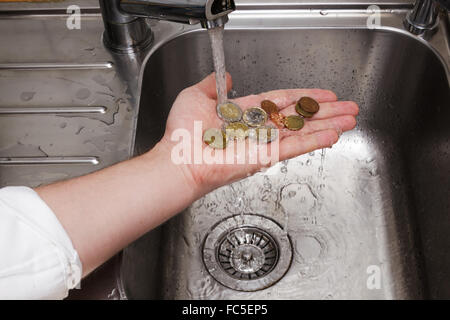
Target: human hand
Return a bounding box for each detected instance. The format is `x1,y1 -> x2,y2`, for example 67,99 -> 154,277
35,73 -> 358,276
158,73 -> 359,194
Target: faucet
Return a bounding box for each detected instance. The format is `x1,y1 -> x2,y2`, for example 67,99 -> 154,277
99,0 -> 236,53
404,0 -> 450,35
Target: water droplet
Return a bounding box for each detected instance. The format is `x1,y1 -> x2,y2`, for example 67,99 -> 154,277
76,88 -> 91,100
20,91 -> 35,102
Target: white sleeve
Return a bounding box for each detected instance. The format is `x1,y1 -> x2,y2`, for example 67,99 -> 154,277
0,186 -> 82,300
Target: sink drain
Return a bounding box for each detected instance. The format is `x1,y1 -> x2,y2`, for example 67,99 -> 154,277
202,215 -> 292,292
217,227 -> 278,280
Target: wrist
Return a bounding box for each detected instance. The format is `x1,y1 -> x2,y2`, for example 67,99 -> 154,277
141,139 -> 204,203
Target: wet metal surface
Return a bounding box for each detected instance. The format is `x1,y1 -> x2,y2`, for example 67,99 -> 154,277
121,11 -> 449,299
0,14 -> 142,187
202,215 -> 292,292
1,3 -> 448,300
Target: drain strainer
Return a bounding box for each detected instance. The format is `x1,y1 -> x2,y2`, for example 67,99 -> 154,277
202,215 -> 292,292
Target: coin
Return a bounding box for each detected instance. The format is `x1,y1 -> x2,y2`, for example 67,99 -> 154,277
242,107 -> 268,127
217,102 -> 243,122
249,125 -> 278,144
295,102 -> 314,118
224,122 -> 249,141
203,128 -> 227,149
298,97 -> 320,113
261,100 -> 279,115
284,115 -> 305,131
269,112 -> 286,129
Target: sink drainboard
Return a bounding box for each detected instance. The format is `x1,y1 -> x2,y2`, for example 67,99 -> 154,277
202,215 -> 292,292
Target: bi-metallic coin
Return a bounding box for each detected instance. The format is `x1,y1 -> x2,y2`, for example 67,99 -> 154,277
203,128 -> 227,149
249,125 -> 278,144
224,122 -> 249,141
217,102 -> 243,122
242,107 -> 268,127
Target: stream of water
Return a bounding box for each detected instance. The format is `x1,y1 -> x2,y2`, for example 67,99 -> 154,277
208,26 -> 228,104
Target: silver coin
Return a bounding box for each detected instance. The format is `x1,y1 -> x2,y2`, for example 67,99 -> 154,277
217,102 -> 243,122
242,107 -> 268,127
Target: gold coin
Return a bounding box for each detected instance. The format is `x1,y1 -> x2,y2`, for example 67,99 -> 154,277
203,128 -> 227,149
298,97 -> 320,113
284,115 -> 305,131
261,100 -> 279,115
249,125 -> 278,144
224,122 -> 249,141
217,102 -> 243,122
295,102 -> 314,118
242,107 -> 268,127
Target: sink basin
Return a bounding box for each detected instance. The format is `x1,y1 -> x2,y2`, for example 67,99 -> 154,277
120,18 -> 450,298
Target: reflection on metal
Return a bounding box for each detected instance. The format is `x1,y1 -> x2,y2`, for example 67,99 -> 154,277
99,0 -> 235,53
0,157 -> 99,165
0,62 -> 113,70
120,10 -> 449,299
203,215 -> 292,292
0,106 -> 107,115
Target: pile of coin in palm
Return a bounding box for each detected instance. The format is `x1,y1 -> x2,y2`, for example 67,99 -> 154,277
203,96 -> 320,149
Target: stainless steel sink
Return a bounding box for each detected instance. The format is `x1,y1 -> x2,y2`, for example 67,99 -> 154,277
119,8 -> 450,299
0,2 -> 448,300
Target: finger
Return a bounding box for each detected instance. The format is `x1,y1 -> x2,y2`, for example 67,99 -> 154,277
192,72 -> 233,100
279,129 -> 339,160
280,101 -> 359,120
279,115 -> 357,138
231,88 -> 337,110
230,94 -> 261,109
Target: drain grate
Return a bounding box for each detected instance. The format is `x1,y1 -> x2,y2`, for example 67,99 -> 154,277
217,227 -> 279,280
203,215 -> 292,292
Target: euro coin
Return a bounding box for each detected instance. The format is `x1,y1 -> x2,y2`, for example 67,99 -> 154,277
217,102 -> 243,122
261,100 -> 279,115
284,115 -> 305,131
295,102 -> 314,118
242,107 -> 268,127
249,125 -> 278,144
298,96 -> 320,113
203,128 -> 227,149
224,122 -> 249,141
269,112 -> 286,129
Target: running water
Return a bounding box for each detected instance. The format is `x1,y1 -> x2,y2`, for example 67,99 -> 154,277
208,26 -> 228,104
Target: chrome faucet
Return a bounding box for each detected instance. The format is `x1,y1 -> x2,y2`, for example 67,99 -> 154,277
405,0 -> 450,35
99,0 -> 236,53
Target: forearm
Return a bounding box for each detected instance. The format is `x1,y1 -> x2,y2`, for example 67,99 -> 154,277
35,141 -> 200,276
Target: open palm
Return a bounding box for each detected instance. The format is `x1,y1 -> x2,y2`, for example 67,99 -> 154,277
160,73 -> 358,192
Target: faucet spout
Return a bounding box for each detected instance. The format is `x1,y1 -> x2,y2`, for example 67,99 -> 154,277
404,0 -> 449,35
100,0 -> 235,53
120,0 -> 235,26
